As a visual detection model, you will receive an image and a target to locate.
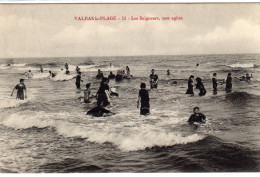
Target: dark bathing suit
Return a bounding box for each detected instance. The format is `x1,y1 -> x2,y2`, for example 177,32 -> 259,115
97,83 -> 110,107
197,82 -> 207,96
139,89 -> 150,115
108,74 -> 115,79
225,76 -> 232,93
186,79 -> 194,94
96,73 -> 104,79
15,83 -> 26,100
115,74 -> 123,81
75,75 -> 81,89
212,77 -> 217,93
188,113 -> 206,124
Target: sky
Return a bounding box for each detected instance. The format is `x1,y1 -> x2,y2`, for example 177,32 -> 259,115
0,3 -> 259,58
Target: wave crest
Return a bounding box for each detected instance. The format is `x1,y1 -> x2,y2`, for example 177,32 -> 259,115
2,111 -> 205,152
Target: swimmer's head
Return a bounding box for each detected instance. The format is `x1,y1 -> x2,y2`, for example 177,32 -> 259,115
20,79 -> 24,83
86,83 -> 91,88
193,107 -> 200,114
151,69 -> 155,73
196,77 -> 202,83
213,73 -> 217,77
78,72 -> 82,75
29,70 -> 31,72
228,73 -> 232,76
140,83 -> 146,89
173,81 -> 177,84
246,73 -> 249,76
189,75 -> 194,79
49,71 -> 52,74
110,71 -> 113,74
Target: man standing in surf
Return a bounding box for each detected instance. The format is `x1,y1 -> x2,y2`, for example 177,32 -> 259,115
137,83 -> 150,116
11,79 -> 27,100
150,69 -> 159,89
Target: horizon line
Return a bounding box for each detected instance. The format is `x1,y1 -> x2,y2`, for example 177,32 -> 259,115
0,52 -> 259,60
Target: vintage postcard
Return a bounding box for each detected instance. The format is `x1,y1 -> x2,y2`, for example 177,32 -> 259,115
0,3 -> 259,173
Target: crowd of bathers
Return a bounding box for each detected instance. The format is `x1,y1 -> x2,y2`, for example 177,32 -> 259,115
11,62 -> 253,125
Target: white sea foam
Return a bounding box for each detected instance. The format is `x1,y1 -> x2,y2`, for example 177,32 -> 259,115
0,64 -> 12,70
228,63 -> 255,68
31,72 -> 50,79
1,110 -> 204,152
53,123 -> 205,151
67,65 -> 99,72
86,66 -> 122,72
12,64 -> 26,67
50,73 -> 77,81
16,67 -> 40,71
0,89 -> 37,109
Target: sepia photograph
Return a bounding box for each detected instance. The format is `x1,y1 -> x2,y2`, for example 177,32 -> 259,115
0,3 -> 259,173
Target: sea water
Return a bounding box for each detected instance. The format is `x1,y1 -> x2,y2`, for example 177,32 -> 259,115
0,54 -> 259,172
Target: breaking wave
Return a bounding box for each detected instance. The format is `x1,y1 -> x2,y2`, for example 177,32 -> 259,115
228,63 -> 256,68
1,111 -> 205,152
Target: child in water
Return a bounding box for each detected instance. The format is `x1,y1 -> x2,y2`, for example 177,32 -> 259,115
188,107 -> 206,125
11,79 -> 27,100
137,83 -> 150,116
